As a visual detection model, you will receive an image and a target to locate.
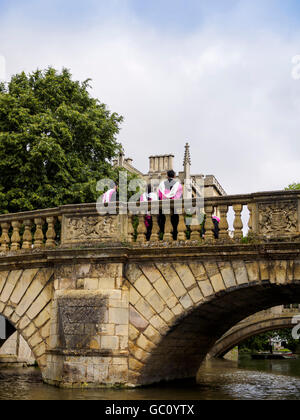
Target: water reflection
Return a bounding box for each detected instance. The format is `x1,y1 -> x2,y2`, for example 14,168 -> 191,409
1,356 -> 300,400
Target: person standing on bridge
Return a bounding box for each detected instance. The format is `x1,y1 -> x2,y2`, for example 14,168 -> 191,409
201,215 -> 220,239
158,170 -> 183,240
102,185 -> 118,203
140,184 -> 158,241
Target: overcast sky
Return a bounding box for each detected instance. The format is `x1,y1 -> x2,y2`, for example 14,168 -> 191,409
0,0 -> 300,194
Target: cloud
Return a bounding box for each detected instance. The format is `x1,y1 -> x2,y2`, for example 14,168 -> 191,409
0,0 -> 300,194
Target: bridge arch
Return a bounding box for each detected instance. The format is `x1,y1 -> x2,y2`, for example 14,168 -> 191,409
209,315 -> 295,359
126,258 -> 300,386
0,268 -> 54,375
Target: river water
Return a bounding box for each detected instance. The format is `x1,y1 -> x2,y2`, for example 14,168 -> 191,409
1,356 -> 300,400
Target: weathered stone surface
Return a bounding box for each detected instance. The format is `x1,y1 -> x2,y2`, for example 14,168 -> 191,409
198,280 -> 214,297
172,264 -> 196,289
245,262 -> 260,282
129,357 -> 144,372
180,294 -> 193,310
129,306 -> 149,332
172,304 -> 184,316
149,315 -> 168,333
16,269 -> 53,317
275,261 -> 287,285
204,262 -> 220,278
188,262 -> 207,282
27,284 -> 52,320
136,334 -> 156,353
57,293 -> 107,349
0,272 -> 9,295
210,273 -> 225,293
153,277 -> 174,302
10,269 -> 38,305
101,336 -> 119,350
140,264 -> 162,284
219,263 -> 236,289
259,262 -> 269,281
1,270 -> 22,303
109,308 -> 129,325
143,325 -> 162,345
129,325 -> 140,341
294,260 -> 300,281
156,264 -> 186,299
189,286 -> 203,304
134,275 -> 152,297
131,345 -> 150,362
135,298 -> 155,320
125,264 -> 143,283
232,261 -> 249,285
160,307 -> 175,324
145,290 -> 165,313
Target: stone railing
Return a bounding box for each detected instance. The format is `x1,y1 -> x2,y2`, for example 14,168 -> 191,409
0,190 -> 299,252
0,208 -> 62,252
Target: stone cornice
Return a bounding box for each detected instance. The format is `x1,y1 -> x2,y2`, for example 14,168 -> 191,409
0,242 -> 299,271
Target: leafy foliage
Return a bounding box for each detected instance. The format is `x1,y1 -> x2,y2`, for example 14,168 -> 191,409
0,67 -> 123,213
239,329 -> 299,353
286,183 -> 300,191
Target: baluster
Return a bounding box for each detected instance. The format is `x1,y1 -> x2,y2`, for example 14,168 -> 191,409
22,219 -> 33,249
164,215 -> 173,242
11,221 -> 21,251
137,214 -> 147,243
127,215 -> 135,243
233,204 -> 243,240
219,205 -> 229,240
190,215 -> 201,241
248,204 -> 253,233
150,216 -> 160,242
177,214 -> 187,241
204,206 -> 215,241
0,222 -> 11,251
46,217 -> 57,248
33,218 -> 45,248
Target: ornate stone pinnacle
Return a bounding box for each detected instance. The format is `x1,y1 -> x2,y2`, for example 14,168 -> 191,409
183,142 -> 191,166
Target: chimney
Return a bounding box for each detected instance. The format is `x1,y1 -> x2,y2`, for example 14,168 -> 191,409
125,158 -> 133,166
149,154 -> 174,174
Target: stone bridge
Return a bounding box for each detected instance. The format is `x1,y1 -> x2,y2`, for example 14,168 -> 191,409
209,305 -> 300,359
0,190 -> 299,388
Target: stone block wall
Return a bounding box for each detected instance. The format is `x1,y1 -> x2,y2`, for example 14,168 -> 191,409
44,263 -> 129,388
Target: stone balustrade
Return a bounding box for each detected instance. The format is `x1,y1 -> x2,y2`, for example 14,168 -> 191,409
0,190 -> 299,252
0,208 -> 62,252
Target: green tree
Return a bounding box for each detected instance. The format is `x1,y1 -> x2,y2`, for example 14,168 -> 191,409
0,67 -> 123,214
239,329 -> 299,353
286,183 -> 300,190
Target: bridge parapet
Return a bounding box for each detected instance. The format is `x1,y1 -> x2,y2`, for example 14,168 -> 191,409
0,190 -> 299,253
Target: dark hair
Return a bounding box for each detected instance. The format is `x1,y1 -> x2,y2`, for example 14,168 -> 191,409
147,184 -> 152,194
167,170 -> 176,179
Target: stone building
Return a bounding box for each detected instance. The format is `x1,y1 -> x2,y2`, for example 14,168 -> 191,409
113,143 -> 226,198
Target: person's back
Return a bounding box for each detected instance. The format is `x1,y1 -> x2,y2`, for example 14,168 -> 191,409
102,186 -> 118,203
158,170 -> 183,201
